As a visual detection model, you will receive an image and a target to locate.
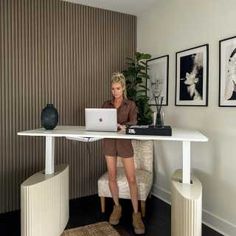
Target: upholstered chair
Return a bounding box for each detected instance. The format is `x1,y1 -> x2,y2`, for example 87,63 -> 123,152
98,140 -> 153,217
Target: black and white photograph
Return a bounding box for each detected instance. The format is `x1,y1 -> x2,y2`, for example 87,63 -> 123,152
147,55 -> 169,106
175,44 -> 208,106
219,36 -> 236,107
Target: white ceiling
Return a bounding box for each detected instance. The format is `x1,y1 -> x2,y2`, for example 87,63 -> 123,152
63,0 -> 158,15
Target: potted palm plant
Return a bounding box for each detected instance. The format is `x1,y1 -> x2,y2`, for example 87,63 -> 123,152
122,52 -> 153,125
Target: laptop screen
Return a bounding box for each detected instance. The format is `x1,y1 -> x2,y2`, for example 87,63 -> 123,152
85,108 -> 117,132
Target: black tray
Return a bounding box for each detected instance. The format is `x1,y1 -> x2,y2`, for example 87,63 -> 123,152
126,125 -> 172,136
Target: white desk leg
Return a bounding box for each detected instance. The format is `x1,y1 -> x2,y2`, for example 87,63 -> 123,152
45,136 -> 55,174
182,141 -> 191,184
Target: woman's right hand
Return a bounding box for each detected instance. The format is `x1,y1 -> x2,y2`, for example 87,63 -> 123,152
117,124 -> 126,132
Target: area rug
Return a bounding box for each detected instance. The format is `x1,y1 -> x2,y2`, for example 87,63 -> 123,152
62,221 -> 120,236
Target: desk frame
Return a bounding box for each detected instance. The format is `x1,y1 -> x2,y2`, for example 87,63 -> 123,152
18,125 -> 208,236
18,125 -> 208,184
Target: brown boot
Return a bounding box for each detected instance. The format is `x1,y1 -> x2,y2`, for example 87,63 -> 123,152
132,212 -> 145,234
109,205 -> 122,225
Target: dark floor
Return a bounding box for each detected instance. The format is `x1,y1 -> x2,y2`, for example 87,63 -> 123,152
0,195 -> 223,236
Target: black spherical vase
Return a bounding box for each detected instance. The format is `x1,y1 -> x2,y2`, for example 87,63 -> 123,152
41,104 -> 58,130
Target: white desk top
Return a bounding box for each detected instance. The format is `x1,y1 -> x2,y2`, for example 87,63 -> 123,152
18,126 -> 208,142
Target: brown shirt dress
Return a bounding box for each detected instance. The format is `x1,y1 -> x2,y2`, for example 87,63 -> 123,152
102,99 -> 138,158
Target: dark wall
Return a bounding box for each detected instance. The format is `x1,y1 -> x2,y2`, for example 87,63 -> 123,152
0,0 -> 136,213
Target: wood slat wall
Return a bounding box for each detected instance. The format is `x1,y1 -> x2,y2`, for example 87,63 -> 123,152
0,0 -> 136,213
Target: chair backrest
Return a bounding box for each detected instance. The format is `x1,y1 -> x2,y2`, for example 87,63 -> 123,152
117,140 -> 153,172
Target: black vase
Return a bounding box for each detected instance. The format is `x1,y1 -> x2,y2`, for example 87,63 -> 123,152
41,104 -> 58,130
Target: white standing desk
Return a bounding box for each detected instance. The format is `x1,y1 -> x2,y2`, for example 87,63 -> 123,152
18,125 -> 208,184
18,125 -> 208,236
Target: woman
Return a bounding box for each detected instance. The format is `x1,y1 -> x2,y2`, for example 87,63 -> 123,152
102,72 -> 145,235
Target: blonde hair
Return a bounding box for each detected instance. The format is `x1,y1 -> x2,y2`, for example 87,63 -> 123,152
111,72 -> 127,99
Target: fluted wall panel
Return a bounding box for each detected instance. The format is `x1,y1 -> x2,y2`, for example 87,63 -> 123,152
0,0 -> 136,213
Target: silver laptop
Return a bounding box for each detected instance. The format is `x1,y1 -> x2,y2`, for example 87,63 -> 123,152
85,108 -> 117,131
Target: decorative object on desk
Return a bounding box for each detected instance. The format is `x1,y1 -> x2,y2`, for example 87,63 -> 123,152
122,52 -> 153,125
155,96 -> 164,127
147,55 -> 169,106
41,104 -> 58,130
219,35 -> 236,107
126,125 -> 172,136
175,44 -> 209,106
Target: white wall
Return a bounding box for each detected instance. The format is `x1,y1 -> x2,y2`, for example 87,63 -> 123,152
137,0 -> 236,235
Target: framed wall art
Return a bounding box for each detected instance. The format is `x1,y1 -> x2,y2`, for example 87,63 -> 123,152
219,36 -> 236,107
175,44 -> 209,106
146,55 -> 169,106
